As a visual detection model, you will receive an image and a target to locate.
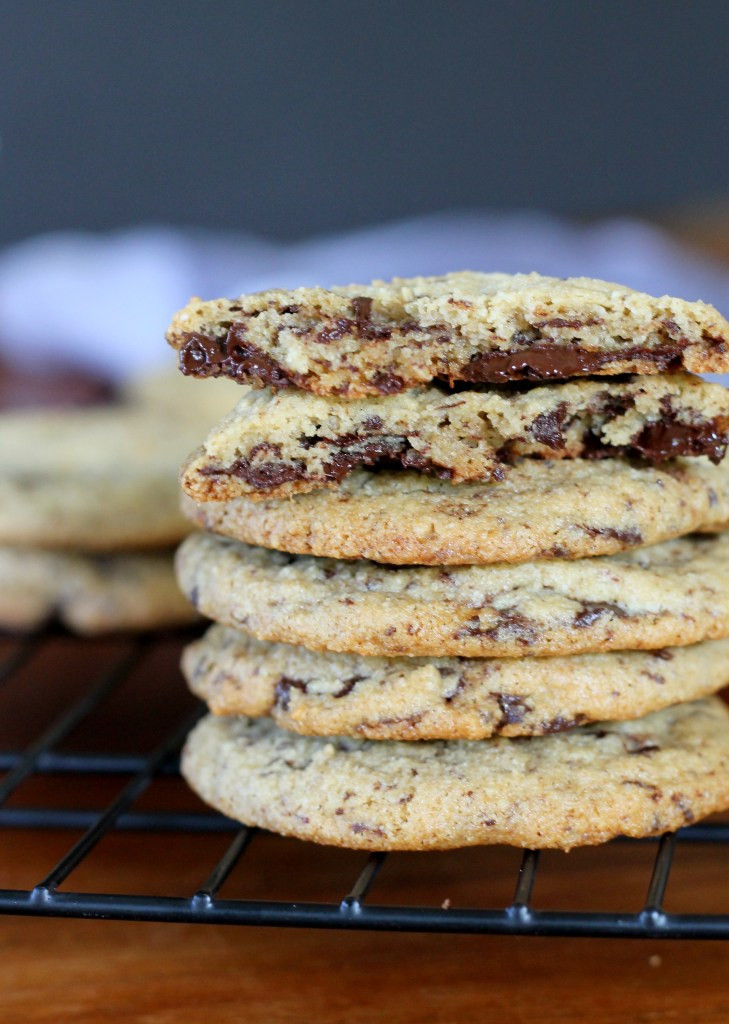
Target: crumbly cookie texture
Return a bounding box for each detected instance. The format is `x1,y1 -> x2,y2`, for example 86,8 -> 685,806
0,407 -> 210,549
182,373 -> 729,501
167,272 -> 729,396
176,530 -> 729,658
0,546 -> 198,634
181,698 -> 729,850
183,625 -> 729,740
182,459 -> 729,566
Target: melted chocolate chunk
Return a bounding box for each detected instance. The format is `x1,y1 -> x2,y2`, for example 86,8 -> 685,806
202,458 -> 307,490
530,402 -> 569,449
321,440 -> 399,483
583,408 -> 729,464
630,416 -> 729,464
399,449 -> 455,477
178,327 -> 297,388
455,342 -> 687,385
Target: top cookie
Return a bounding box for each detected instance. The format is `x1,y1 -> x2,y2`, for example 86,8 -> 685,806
167,272 -> 729,396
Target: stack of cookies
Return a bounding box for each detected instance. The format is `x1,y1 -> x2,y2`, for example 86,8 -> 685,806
170,273 -> 729,850
0,373 -> 239,634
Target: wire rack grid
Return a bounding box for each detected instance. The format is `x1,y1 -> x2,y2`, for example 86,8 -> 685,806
0,627 -> 728,940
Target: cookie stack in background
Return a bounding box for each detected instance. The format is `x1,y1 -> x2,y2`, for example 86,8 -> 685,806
171,272 -> 729,850
0,371 -> 240,634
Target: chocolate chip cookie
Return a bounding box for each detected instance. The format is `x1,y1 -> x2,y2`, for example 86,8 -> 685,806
168,272 -> 729,396
184,625 -> 729,739
182,697 -> 729,850
182,458 -> 729,566
181,373 -> 729,501
0,545 -> 198,634
175,531 -> 729,658
0,407 -> 204,549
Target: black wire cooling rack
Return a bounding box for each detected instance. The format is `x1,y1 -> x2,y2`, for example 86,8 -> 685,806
0,627 -> 729,939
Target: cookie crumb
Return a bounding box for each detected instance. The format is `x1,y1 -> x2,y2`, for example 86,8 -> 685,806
441,898 -> 451,910
648,954 -> 662,968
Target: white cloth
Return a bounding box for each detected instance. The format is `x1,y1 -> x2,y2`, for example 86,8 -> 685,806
1,211 -> 728,379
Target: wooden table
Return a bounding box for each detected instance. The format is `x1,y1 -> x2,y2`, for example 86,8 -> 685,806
4,215 -> 729,1023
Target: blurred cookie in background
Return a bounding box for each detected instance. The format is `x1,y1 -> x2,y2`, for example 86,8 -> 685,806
0,363 -> 240,634
0,545 -> 197,634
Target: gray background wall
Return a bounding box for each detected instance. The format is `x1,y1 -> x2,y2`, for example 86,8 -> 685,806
1,0 -> 728,244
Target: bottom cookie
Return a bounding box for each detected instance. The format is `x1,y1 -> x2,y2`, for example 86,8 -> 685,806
0,546 -> 199,634
181,697 -> 729,851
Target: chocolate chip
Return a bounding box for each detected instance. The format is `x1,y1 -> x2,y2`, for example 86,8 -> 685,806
548,545 -> 570,558
333,675 -> 365,699
491,692 -> 532,726
444,675 -> 468,703
662,318 -> 684,339
351,296 -> 373,323
455,611 -> 537,647
539,714 -> 589,734
671,793 -> 695,823
580,525 -> 643,546
624,734 -> 661,755
318,317 -> 354,343
530,402 -> 569,450
371,372 -> 405,394
351,823 -> 386,836
573,601 -> 628,628
274,677 -> 308,712
639,670 -> 665,685
510,328 -> 542,346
